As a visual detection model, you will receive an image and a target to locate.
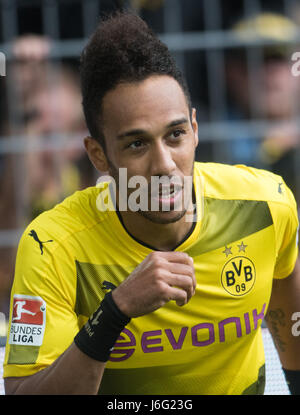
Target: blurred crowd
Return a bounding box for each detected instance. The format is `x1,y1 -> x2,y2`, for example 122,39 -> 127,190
215,11 -> 300,195
0,0 -> 300,319
0,35 -> 96,315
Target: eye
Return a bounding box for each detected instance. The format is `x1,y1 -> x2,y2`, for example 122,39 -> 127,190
127,139 -> 145,150
170,129 -> 186,140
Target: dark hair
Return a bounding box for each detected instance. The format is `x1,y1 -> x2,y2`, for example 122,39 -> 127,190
80,12 -> 191,150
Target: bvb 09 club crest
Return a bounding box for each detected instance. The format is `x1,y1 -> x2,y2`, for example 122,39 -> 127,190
221,256 -> 256,296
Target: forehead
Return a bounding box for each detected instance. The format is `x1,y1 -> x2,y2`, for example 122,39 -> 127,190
101,75 -> 189,136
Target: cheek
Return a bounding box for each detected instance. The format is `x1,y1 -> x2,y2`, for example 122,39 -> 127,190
177,139 -> 196,165
113,160 -> 150,185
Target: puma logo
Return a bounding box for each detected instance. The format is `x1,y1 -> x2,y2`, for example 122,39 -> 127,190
29,229 -> 53,255
101,281 -> 117,291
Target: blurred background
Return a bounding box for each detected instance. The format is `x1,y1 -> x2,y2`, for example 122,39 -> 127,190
0,0 -> 300,394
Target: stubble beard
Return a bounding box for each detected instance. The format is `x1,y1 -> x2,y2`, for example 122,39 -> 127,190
108,159 -> 195,225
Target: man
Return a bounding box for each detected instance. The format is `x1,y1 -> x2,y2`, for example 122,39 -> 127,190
224,12 -> 300,201
11,35 -> 94,220
3,12 -> 300,395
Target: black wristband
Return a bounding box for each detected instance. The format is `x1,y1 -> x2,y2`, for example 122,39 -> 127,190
282,368 -> 300,395
74,291 -> 131,362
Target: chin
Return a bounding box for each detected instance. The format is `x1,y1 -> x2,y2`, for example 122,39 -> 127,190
137,209 -> 187,225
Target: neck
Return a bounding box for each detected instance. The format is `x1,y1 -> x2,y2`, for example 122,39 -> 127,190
117,202 -> 196,252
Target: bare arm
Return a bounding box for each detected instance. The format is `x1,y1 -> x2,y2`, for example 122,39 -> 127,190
5,251 -> 195,395
265,258 -> 300,370
5,343 -> 105,395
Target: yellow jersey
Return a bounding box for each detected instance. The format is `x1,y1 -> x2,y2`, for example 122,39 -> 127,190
3,162 -> 299,394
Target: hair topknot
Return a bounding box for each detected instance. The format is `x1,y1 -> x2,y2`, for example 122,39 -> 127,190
80,11 -> 191,147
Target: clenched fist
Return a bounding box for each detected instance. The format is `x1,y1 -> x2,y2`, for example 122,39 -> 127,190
112,251 -> 196,318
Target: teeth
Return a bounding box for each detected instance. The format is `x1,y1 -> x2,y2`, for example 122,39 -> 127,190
159,188 -> 176,196
158,187 -> 181,198
152,185 -> 182,198
161,189 -> 174,196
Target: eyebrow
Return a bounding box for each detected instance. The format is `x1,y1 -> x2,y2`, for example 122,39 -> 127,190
116,117 -> 189,140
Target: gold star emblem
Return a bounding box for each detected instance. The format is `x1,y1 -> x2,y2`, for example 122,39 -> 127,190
238,241 -> 248,252
223,246 -> 232,257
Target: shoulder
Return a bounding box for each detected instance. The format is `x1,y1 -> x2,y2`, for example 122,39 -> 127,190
18,185 -> 107,256
195,161 -> 296,208
194,163 -> 298,251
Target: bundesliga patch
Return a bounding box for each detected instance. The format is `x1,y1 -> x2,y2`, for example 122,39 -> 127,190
9,294 -> 46,346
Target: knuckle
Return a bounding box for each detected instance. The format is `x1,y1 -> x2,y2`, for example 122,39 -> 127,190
153,258 -> 164,269
153,276 -> 166,291
185,266 -> 193,277
147,251 -> 158,264
150,251 -> 163,260
152,256 -> 166,270
180,265 -> 193,278
153,267 -> 165,281
175,251 -> 188,261
185,277 -> 194,289
177,292 -> 188,306
157,283 -> 169,300
161,291 -> 171,303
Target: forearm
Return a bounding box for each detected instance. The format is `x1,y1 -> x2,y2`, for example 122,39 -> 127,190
5,342 -> 106,395
265,260 -> 300,370
5,251 -> 195,395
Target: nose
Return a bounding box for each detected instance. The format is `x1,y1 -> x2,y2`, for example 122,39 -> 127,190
149,141 -> 177,177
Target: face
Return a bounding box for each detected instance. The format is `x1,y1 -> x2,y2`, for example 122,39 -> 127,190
258,59 -> 300,119
86,75 -> 198,224
227,56 -> 300,119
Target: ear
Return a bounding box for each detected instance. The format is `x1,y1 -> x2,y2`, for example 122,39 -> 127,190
84,136 -> 109,172
191,108 -> 199,148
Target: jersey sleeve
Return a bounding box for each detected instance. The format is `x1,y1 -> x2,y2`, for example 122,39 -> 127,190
269,183 -> 299,279
3,223 -> 79,378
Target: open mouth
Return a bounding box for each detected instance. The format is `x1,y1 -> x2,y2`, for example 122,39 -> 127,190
152,183 -> 183,205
